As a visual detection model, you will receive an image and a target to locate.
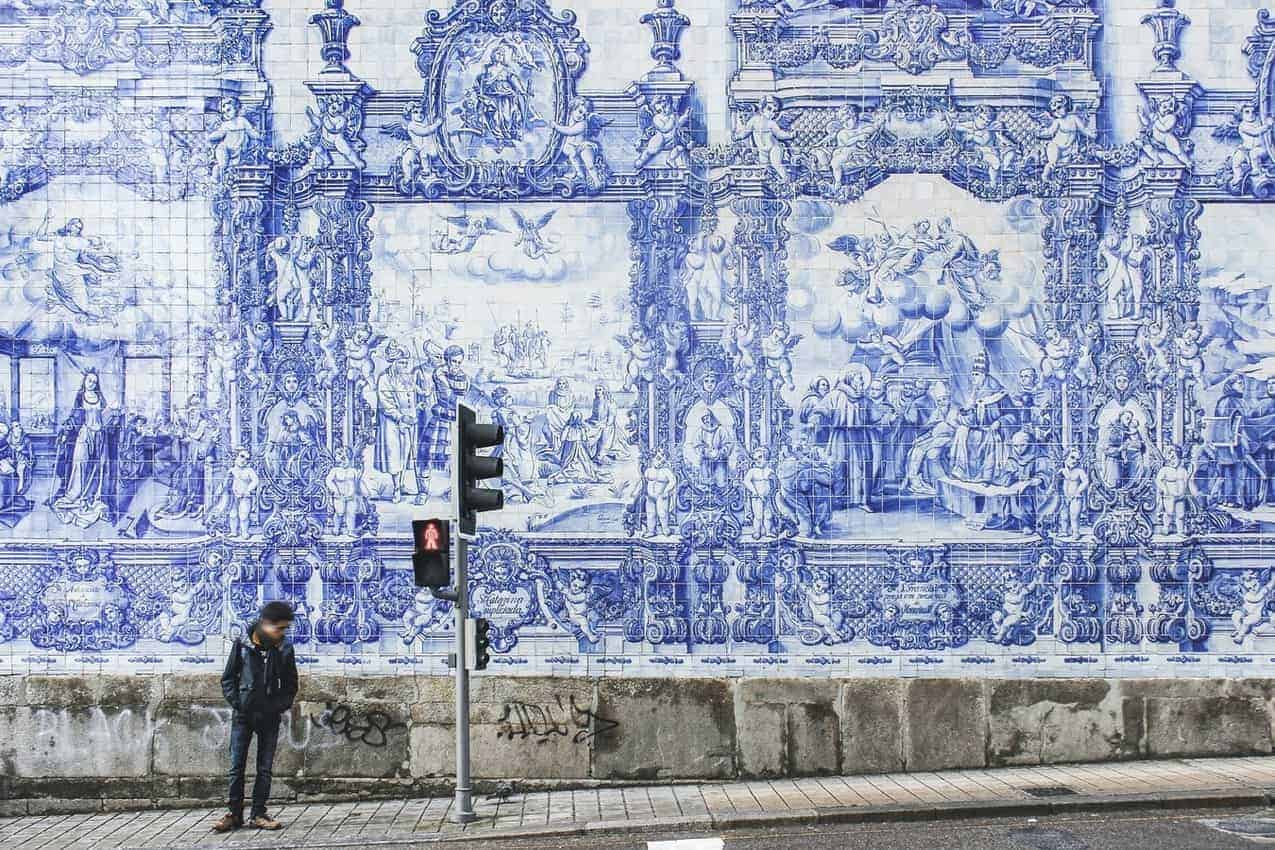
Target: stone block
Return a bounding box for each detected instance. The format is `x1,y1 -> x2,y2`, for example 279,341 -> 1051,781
903,679 -> 986,772
26,797 -> 101,815
415,676 -> 455,704
10,706 -> 152,778
592,679 -> 734,780
735,700 -> 786,777
161,674 -> 225,704
101,798 -> 157,812
470,676 -> 596,725
986,679 -> 1133,766
346,676 -> 419,704
152,703 -> 235,777
409,724 -> 453,777
734,679 -> 839,777
24,675 -> 159,708
1145,695 -> 1272,758
22,676 -> 94,707
840,679 -> 903,774
16,777 -> 168,799
0,676 -> 23,706
295,700 -> 411,778
471,719 -> 592,779
789,699 -> 840,775
295,674 -> 349,703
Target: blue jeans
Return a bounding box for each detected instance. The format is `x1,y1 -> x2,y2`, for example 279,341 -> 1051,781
227,710 -> 282,818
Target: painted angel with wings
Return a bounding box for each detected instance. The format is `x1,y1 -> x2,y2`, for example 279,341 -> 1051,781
312,320 -> 344,389
243,319 -> 274,389
509,209 -> 558,259
550,96 -> 611,192
811,104 -> 883,185
722,313 -> 758,386
853,329 -> 908,374
343,323 -> 387,401
432,212 -> 508,254
382,101 -> 444,192
1213,102 -> 1275,195
615,323 -> 657,391
1138,95 -> 1192,168
297,96 -> 366,178
635,94 -> 692,170
761,322 -> 802,390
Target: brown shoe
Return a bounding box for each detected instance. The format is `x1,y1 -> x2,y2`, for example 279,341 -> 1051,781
249,815 -> 283,830
212,812 -> 242,833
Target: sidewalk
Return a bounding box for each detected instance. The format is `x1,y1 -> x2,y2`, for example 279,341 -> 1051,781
6,756 -> 1275,849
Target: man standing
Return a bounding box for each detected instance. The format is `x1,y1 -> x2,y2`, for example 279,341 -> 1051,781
214,601 -> 299,833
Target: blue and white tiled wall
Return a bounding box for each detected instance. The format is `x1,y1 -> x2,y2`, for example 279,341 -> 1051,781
0,0 -> 1274,678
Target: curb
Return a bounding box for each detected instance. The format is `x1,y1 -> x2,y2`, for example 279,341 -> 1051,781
123,787 -> 1275,849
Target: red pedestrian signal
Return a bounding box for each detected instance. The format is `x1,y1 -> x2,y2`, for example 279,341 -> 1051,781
412,519 -> 451,589
417,519 -> 444,552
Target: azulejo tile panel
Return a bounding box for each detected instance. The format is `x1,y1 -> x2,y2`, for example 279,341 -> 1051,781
0,0 -> 1273,677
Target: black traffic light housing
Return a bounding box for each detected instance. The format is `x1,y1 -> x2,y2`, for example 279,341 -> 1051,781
412,518 -> 450,589
455,403 -> 504,537
473,617 -> 491,671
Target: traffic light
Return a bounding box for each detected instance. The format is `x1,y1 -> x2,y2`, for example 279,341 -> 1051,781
412,518 -> 450,589
465,617 -> 491,671
455,402 -> 504,537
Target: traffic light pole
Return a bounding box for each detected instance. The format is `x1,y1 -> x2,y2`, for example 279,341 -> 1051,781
448,399 -> 503,825
452,533 -> 475,824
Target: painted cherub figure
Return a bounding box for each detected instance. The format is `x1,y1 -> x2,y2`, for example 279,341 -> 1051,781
1175,322 -> 1207,384
761,322 -> 802,391
991,568 -> 1043,644
325,445 -> 362,536
552,96 -> 610,192
742,447 -> 776,540
812,104 -> 879,186
300,96 -> 367,176
734,96 -> 795,183
1155,445 -> 1190,537
955,105 -> 1020,185
401,588 -> 447,644
643,449 -> 677,537
1038,326 -> 1075,388
1215,103 -> 1275,194
1058,448 -> 1089,540
723,314 -> 758,385
805,571 -> 845,643
343,324 -> 379,391
205,326 -> 238,410
635,94 -> 692,170
1037,94 -> 1097,181
1138,95 -> 1193,168
661,315 -> 690,382
1232,569 -> 1275,643
384,101 -> 444,192
1137,319 -> 1175,387
617,323 -> 657,391
207,96 -> 261,182
217,448 -> 260,539
550,570 -> 601,643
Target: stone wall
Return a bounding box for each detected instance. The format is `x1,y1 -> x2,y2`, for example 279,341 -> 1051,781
2,675 -> 1272,815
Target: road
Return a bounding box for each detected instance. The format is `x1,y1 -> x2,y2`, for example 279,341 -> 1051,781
439,808 -> 1275,850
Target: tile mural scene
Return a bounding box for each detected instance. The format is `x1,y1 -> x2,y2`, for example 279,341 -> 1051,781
0,0 -> 1272,678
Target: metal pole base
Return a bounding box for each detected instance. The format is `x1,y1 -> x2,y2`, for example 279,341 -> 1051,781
452,789 -> 477,824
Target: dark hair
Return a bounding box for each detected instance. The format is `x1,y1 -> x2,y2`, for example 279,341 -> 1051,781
260,601 -> 294,623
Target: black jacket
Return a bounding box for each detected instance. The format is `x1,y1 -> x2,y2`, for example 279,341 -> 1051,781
221,623 -> 299,715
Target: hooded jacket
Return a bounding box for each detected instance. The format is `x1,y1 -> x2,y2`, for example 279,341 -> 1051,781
220,621 -> 299,715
